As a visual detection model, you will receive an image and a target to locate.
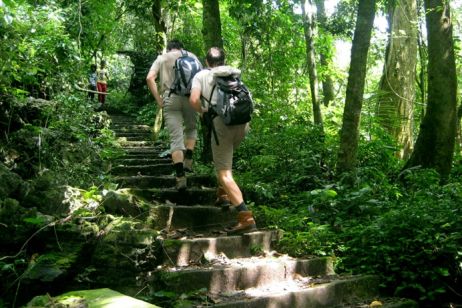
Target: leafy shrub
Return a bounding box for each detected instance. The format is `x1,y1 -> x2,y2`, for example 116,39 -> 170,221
340,169 -> 462,305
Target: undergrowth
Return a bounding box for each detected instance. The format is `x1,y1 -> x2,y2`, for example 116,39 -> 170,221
237,111 -> 462,307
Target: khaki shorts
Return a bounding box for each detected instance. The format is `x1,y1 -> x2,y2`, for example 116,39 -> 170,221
163,93 -> 197,152
212,116 -> 248,170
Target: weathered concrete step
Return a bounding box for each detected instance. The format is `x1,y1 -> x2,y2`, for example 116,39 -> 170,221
123,147 -> 165,155
111,124 -> 151,130
101,190 -> 236,230
130,187 -> 216,205
116,140 -> 160,147
116,134 -> 153,141
210,275 -> 380,308
114,158 -> 170,166
155,256 -> 335,293
119,154 -> 169,161
148,205 -> 237,231
111,164 -> 172,176
115,174 -> 215,188
113,130 -> 152,137
161,230 -> 282,266
112,128 -> 151,135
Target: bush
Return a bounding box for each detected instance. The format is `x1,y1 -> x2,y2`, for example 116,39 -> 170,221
340,169 -> 462,305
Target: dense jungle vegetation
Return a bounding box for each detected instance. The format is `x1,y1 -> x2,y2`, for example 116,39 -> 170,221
1,0 -> 461,307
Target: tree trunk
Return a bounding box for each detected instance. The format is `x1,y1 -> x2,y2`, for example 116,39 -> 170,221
202,0 -> 223,51
337,0 -> 376,174
377,0 -> 417,160
152,0 -> 166,50
301,0 -> 323,129
200,0 -> 223,163
314,0 -> 335,106
118,50 -> 153,103
403,0 -> 457,179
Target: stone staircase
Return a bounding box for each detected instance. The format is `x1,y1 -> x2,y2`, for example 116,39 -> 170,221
103,114 -> 416,308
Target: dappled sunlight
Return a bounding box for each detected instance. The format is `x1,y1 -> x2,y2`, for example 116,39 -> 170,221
97,294 -> 156,307
56,288 -> 158,308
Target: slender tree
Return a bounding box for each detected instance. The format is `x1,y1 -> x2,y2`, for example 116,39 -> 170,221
200,0 -> 224,162
152,0 -> 167,49
377,0 -> 418,160
202,0 -> 223,51
337,0 -> 376,174
301,0 -> 323,128
314,0 -> 335,106
403,0 -> 457,179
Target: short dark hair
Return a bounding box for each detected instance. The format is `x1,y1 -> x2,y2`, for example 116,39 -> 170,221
167,40 -> 183,51
206,47 -> 225,67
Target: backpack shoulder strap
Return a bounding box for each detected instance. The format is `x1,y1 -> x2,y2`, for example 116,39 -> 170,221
180,49 -> 188,57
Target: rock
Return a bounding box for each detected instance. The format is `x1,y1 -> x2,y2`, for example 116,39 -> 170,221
27,288 -> 160,307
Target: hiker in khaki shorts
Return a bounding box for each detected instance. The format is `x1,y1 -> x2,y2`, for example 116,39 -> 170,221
146,40 -> 200,190
190,47 -> 257,235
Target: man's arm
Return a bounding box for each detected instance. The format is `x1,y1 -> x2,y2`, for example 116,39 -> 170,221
146,70 -> 163,108
190,88 -> 203,113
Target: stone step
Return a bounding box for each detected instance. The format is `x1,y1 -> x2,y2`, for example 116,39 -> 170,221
116,140 -> 160,147
160,230 -> 282,267
114,158 -> 170,166
210,275 -> 380,308
113,130 -> 152,137
120,151 -> 168,158
148,205 -> 238,231
115,174 -> 215,188
111,164 -> 173,176
100,196 -> 236,231
117,134 -> 153,141
112,128 -> 152,135
129,187 -> 216,205
154,255 -> 335,294
123,147 -> 165,155
111,124 -> 151,131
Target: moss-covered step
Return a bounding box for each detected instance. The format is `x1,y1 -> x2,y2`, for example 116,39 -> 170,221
113,131 -> 152,138
27,288 -> 159,307
114,174 -> 215,189
129,187 -> 216,205
116,140 -> 160,147
154,255 -> 335,294
160,230 -> 282,266
147,205 -> 238,231
110,124 -> 151,131
111,163 -> 173,176
121,147 -> 165,156
114,158 -> 170,166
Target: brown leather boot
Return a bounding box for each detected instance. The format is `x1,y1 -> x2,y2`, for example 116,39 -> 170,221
227,211 -> 257,235
215,186 -> 231,207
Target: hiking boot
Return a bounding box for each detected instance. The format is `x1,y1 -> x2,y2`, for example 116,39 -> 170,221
215,186 -> 231,208
175,176 -> 187,191
184,158 -> 193,173
226,211 -> 257,235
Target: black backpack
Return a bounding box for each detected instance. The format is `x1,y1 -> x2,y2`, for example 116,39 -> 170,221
169,50 -> 202,96
211,75 -> 254,125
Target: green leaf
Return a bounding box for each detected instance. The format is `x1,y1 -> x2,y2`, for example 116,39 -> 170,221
23,216 -> 46,225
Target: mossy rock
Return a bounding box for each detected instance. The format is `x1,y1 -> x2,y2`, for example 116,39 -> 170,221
102,189 -> 150,217
0,163 -> 27,199
27,288 -> 160,307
